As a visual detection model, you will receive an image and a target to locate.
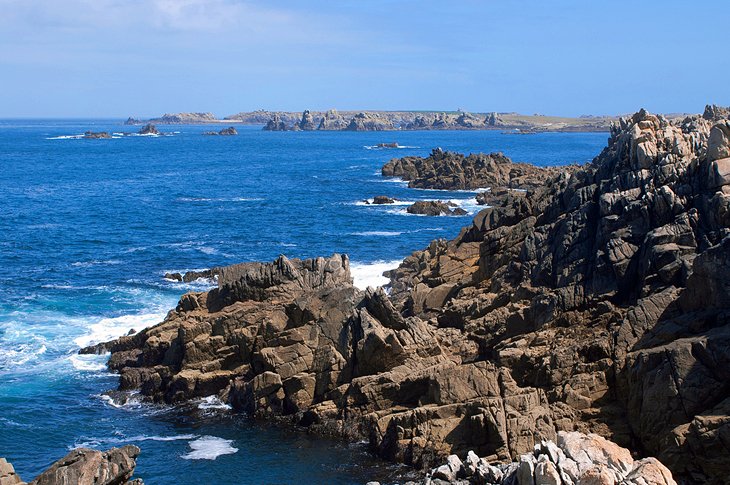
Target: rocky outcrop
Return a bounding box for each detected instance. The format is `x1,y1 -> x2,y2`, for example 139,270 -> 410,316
702,104 -> 730,121
369,196 -> 396,205
203,127 -> 238,136
94,108 -> 730,482
382,148 -> 575,193
294,110 -> 317,131
345,112 -> 395,131
138,124 -> 159,135
1,446 -> 142,485
82,131 -> 111,139
163,268 -> 220,283
426,431 -> 675,485
263,114 -> 288,131
124,117 -> 142,125
317,110 -> 349,130
407,201 -> 468,216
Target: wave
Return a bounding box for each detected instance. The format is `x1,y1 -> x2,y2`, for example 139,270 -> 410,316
351,231 -> 403,237
73,311 -> 166,349
376,177 -> 408,185
181,436 -> 238,460
350,260 -> 402,290
71,260 -> 122,268
176,197 -> 263,202
69,354 -> 108,372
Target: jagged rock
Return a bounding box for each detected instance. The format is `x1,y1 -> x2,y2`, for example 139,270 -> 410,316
428,433 -> 675,484
204,127 -> 238,136
29,446 -> 142,485
406,201 -> 467,216
296,110 -> 317,131
263,114 -> 288,131
138,124 -> 159,135
163,268 -> 219,283
345,112 -> 394,131
150,112 -> 216,124
124,117 -> 141,125
702,104 -> 730,121
317,109 -> 348,130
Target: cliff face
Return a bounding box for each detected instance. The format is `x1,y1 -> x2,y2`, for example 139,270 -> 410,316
92,108 -> 730,482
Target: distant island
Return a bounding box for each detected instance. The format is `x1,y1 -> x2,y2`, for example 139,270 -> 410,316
124,109 -> 639,133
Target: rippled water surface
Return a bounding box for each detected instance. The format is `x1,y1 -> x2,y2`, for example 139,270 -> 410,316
0,120 -> 608,483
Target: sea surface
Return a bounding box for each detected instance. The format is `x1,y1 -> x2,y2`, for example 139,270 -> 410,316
0,120 -> 609,484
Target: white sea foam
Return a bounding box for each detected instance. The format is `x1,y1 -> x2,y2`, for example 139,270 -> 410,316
351,231 -> 404,237
197,395 -> 232,412
181,436 -> 238,460
73,312 -> 166,349
69,354 -> 107,371
364,145 -> 419,150
71,260 -> 122,268
176,197 -> 263,202
377,177 -> 408,185
350,260 -> 402,290
46,134 -> 84,140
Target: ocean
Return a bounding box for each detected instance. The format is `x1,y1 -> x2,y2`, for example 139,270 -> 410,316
0,120 -> 608,484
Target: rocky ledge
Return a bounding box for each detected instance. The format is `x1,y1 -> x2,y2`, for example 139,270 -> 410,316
407,201 -> 468,216
87,106 -> 730,482
1,446 -> 142,485
203,127 -> 238,136
381,148 -> 576,197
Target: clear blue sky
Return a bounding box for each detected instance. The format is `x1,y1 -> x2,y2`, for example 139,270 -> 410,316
1,0 -> 728,118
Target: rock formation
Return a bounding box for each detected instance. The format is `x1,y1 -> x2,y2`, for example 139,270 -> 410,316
345,112 -> 395,131
263,114 -> 288,131
382,148 -> 576,192
82,131 -> 111,139
295,110 -> 317,131
138,124 -> 159,135
1,446 -> 142,485
426,431 -> 675,484
163,268 -> 220,283
406,201 -> 468,216
317,110 -> 349,130
89,108 -> 730,482
369,196 -> 396,205
203,127 -> 238,136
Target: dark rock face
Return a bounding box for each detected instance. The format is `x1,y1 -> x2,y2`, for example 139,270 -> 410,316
406,200 -> 467,216
370,196 -> 396,205
702,104 -> 730,121
24,445 -> 142,485
82,131 -> 111,139
94,108 -> 730,482
138,124 -> 159,135
124,117 -> 142,125
382,148 -> 575,193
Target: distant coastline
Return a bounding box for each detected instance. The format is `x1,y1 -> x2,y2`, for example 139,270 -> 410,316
123,109 -> 632,133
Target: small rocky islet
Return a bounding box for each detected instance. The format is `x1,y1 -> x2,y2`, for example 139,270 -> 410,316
9,105 -> 730,484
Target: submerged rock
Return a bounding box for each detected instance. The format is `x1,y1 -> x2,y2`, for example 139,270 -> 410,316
370,196 -> 396,205
203,127 -> 238,136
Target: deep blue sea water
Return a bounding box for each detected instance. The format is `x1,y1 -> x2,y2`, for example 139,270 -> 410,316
0,120 -> 609,484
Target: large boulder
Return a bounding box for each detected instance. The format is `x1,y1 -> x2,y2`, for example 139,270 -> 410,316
30,446 -> 142,485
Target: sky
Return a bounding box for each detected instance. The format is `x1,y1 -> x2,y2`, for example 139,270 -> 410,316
0,0 -> 728,118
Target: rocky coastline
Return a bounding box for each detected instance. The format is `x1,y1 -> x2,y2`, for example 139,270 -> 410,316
126,109 -> 620,133
78,105 -> 730,483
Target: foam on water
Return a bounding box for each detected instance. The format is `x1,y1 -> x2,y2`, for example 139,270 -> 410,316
197,395 -> 232,412
73,311 -> 166,349
69,354 -> 108,372
350,260 -> 402,289
182,436 -> 238,460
